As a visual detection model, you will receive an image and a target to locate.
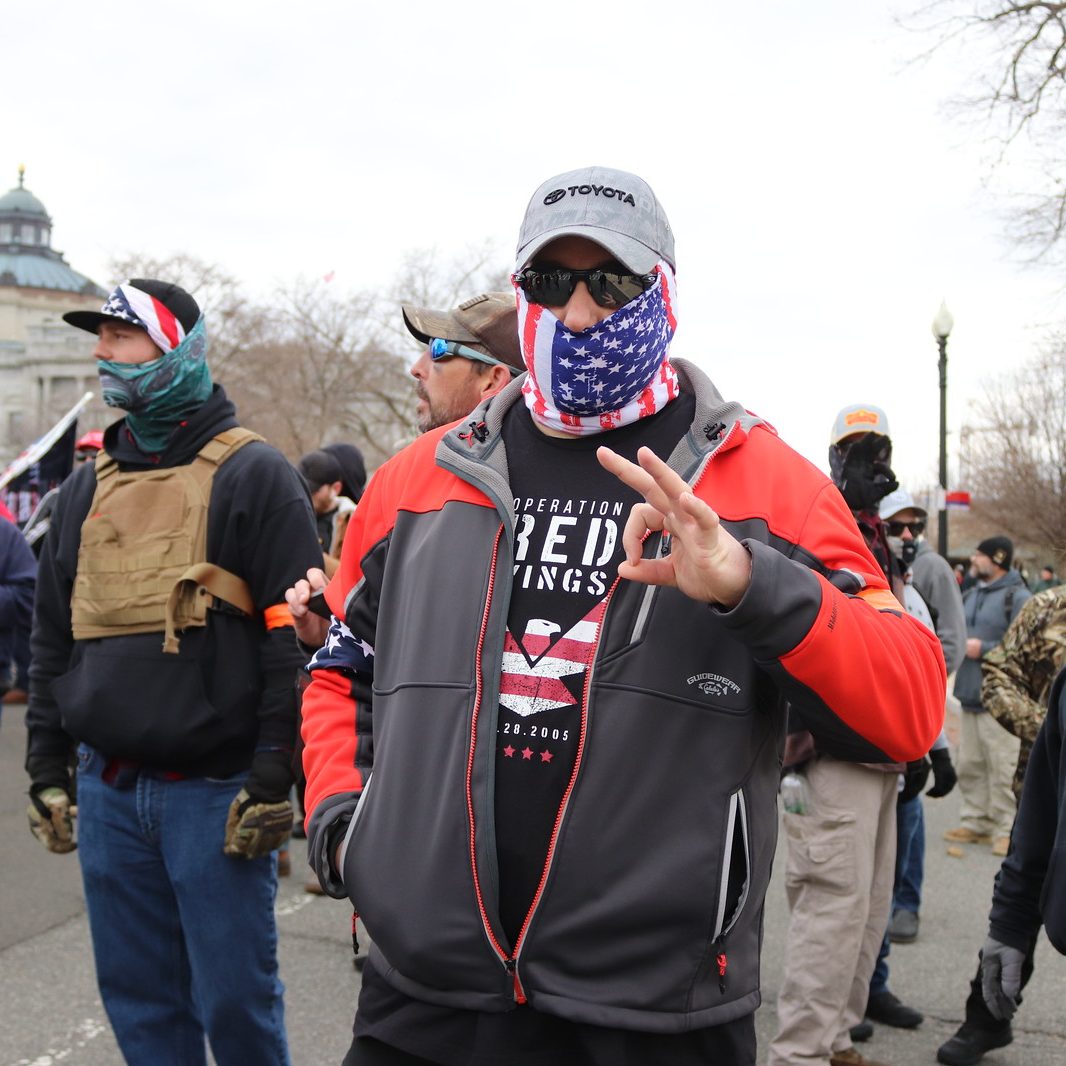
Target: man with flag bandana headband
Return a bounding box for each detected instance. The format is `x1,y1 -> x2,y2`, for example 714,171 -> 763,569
294,167 -> 946,1066
25,279 -> 322,1065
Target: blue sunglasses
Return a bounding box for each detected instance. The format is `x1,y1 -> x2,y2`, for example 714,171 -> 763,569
429,338 -> 518,374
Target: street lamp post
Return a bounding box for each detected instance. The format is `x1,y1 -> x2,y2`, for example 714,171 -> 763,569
932,301 -> 954,558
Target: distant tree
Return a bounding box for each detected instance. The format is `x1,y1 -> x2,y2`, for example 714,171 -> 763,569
377,240 -> 512,353
234,279 -> 416,464
911,2 -> 1066,260
958,334 -> 1066,559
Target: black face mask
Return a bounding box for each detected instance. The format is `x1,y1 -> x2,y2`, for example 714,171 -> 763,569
900,540 -> 918,567
829,432 -> 899,513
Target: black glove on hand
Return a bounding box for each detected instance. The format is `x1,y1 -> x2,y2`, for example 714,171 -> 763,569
981,936 -> 1025,1021
926,747 -> 957,798
836,433 -> 899,512
899,757 -> 931,802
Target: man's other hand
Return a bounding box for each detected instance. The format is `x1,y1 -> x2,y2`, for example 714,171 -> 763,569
27,787 -> 77,854
223,788 -> 293,859
980,936 -> 1025,1021
926,747 -> 958,798
596,446 -> 752,607
285,566 -> 330,647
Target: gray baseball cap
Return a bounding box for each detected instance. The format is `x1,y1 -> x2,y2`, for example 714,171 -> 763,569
515,166 -> 675,273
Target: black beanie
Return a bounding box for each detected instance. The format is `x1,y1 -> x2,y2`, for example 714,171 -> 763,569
977,536 -> 1013,570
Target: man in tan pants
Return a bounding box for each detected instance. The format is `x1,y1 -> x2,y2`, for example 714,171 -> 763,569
769,758 -> 899,1066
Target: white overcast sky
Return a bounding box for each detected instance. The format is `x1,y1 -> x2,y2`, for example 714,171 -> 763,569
6,1 -> 1062,485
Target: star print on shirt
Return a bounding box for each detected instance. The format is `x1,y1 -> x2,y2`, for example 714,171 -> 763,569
521,748 -> 534,760
540,750 -> 553,763
503,745 -> 515,758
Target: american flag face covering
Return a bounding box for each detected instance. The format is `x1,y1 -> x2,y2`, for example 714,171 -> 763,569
516,260 -> 679,436
99,282 -> 189,353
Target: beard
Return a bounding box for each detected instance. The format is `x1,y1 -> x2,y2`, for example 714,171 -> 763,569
416,377 -> 483,434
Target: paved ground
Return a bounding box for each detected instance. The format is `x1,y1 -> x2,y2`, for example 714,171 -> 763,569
2,701 -> 1064,1065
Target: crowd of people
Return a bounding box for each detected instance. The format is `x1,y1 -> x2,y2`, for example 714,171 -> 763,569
3,165 -> 1065,1066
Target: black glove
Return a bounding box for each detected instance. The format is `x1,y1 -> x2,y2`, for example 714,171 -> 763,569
899,757 -> 931,802
926,747 -> 957,798
835,433 -> 899,511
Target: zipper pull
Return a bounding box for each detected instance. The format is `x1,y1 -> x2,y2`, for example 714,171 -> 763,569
505,958 -> 527,1004
716,951 -> 728,993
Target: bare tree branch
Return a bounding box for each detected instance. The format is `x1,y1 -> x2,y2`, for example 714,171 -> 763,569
958,332 -> 1066,562
907,2 -> 1066,259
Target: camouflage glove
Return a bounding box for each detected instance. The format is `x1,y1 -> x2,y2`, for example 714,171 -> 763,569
223,788 -> 293,859
27,786 -> 77,854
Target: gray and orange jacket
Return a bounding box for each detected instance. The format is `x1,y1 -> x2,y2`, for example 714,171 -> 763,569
301,360 -> 945,1033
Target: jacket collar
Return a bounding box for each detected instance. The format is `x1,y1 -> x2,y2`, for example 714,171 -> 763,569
437,358 -> 766,479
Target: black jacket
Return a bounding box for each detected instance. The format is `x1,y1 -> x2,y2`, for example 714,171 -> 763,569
25,386 -> 322,787
989,666 -> 1066,954
0,518 -> 35,679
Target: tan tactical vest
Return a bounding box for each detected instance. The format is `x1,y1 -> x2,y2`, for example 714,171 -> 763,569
70,428 -> 263,653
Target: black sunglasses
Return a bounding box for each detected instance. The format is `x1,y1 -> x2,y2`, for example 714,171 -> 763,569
885,520 -> 926,537
513,268 -> 656,310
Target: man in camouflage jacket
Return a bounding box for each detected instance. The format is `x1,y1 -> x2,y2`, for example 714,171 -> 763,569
983,585 -> 1066,798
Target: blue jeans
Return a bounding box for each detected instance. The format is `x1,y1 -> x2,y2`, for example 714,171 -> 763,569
869,795 -> 925,997
76,745 -> 290,1065
894,795 -> 924,914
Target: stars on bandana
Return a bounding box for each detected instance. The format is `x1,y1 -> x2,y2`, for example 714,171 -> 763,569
101,290 -> 146,330
547,280 -> 672,417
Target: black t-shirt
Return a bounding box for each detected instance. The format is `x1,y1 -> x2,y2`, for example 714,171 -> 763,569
353,397 -> 755,1065
494,394 -> 694,948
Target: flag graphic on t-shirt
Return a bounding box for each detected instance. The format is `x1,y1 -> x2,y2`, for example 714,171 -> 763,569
499,608 -> 600,718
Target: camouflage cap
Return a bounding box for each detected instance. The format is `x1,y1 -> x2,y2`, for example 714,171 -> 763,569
402,291 -> 523,372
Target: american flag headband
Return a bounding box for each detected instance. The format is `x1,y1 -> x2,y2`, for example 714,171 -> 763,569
100,284 -> 188,353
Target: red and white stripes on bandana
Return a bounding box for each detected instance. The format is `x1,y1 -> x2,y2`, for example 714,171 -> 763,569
100,283 -> 188,353
515,260 -> 679,437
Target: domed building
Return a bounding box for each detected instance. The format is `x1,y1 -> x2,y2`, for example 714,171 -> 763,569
0,167 -> 111,468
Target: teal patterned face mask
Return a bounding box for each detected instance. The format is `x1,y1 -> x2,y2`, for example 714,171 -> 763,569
97,317 -> 213,453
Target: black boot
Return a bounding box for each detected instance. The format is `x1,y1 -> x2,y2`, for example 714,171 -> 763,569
936,1023 -> 1012,1066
